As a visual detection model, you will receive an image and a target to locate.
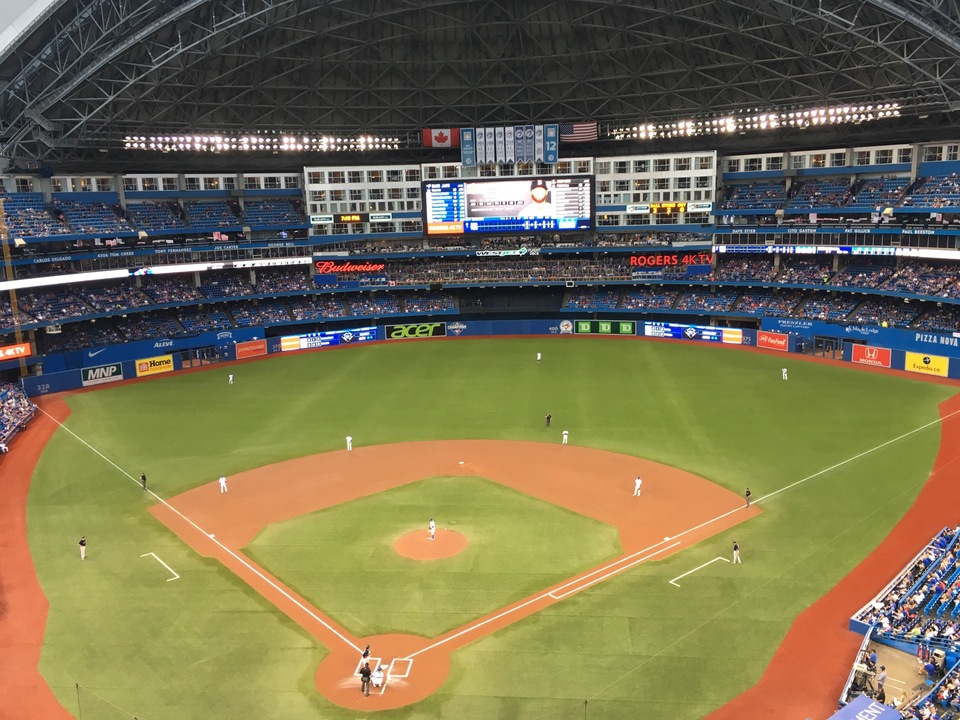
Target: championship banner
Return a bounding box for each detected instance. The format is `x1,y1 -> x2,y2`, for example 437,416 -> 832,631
460,128 -> 477,167
757,331 -> 789,351
905,351 -> 949,377
235,339 -> 267,360
0,341 -> 31,359
135,355 -> 173,377
851,345 -> 892,368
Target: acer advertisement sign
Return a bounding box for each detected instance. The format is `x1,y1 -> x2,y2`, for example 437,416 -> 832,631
757,331 -> 789,352
851,345 -> 892,368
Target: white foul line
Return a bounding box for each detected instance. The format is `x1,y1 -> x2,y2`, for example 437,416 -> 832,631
38,406 -> 362,654
141,552 -> 180,581
407,542 -> 680,660
549,542 -> 680,599
668,556 -> 730,587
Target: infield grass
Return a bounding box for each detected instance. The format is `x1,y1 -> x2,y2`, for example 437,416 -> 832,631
245,476 -> 621,637
25,337 -> 957,720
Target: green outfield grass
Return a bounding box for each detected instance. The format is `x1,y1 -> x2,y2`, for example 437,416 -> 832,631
26,337 -> 957,720
245,476 -> 621,637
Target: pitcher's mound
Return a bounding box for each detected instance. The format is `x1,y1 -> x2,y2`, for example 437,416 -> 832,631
394,529 -> 468,560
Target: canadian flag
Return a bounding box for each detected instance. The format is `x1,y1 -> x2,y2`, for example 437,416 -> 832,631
421,128 -> 460,148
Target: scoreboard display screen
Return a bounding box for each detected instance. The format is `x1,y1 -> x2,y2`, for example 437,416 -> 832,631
423,175 -> 594,236
280,326 -> 378,351
644,321 -> 743,345
574,320 -> 636,335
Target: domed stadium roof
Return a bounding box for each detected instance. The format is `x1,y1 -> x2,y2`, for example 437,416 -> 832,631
0,0 -> 958,170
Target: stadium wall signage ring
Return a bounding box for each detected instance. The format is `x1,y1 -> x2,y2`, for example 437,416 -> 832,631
385,322 -> 448,339
628,252 -> 713,266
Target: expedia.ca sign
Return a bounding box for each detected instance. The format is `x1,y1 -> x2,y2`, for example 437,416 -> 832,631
385,322 -> 448,340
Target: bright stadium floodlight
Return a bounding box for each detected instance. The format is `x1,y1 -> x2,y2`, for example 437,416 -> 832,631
121,130 -> 402,152
610,100 -> 902,141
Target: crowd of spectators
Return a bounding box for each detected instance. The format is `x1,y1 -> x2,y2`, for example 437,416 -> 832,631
287,296 -> 347,322
848,297 -> 920,328
794,292 -> 860,321
562,289 -> 620,310
230,301 -> 291,327
674,289 -> 738,313
125,201 -> 187,230
347,293 -> 401,317
854,526 -> 958,636
54,199 -> 133,235
779,259 -> 834,285
35,320 -> 125,355
177,307 -> 232,333
253,268 -> 312,293
734,290 -> 803,316
909,174 -> 960,209
402,292 -> 456,313
619,288 -> 680,310
918,306 -> 960,333
0,382 -> 35,450
184,201 -> 238,228
242,200 -> 305,226
720,182 -> 787,211
714,257 -> 779,282
829,263 -> 896,289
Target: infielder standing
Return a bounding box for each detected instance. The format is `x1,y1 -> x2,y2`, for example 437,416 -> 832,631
634,476 -> 642,496
219,475 -> 228,493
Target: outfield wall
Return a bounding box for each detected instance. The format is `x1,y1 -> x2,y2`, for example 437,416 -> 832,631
25,314 -> 960,396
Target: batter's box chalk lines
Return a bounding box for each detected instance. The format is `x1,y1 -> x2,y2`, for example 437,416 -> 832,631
140,552 -> 180,581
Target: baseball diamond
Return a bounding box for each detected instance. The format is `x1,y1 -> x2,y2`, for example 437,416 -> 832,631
1,337 -> 958,720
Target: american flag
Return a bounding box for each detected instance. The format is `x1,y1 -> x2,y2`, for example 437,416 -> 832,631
559,121 -> 598,143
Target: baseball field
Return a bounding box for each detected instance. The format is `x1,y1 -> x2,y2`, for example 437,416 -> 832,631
7,336 -> 959,719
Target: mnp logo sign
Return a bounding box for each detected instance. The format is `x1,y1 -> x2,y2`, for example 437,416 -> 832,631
81,363 -> 124,387
135,355 -> 174,377
851,345 -> 891,368
905,351 -> 949,378
385,322 -> 447,339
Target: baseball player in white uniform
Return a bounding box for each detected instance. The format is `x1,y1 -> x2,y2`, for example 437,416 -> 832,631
561,430 -> 569,445
219,475 -> 228,493
429,518 -> 436,540
346,435 -> 353,451
634,476 -> 642,496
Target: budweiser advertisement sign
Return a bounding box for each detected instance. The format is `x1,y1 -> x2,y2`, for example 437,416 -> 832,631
851,345 -> 891,368
314,260 -> 385,274
757,331 -> 789,352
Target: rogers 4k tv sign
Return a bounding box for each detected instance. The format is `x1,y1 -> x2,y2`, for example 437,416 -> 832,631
385,322 -> 448,340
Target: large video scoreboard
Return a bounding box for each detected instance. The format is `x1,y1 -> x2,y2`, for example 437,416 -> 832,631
423,175 -> 594,236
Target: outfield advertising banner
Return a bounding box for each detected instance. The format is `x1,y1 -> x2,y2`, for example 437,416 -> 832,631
135,355 -> 174,377
576,320 -> 635,336
75,327 -> 264,368
81,363 -> 124,386
850,345 -> 892,368
757,330 -> 789,351
905,351 -> 950,377
0,341 -> 32,359
761,318 -> 960,359
235,339 -> 267,359
384,322 -> 448,340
